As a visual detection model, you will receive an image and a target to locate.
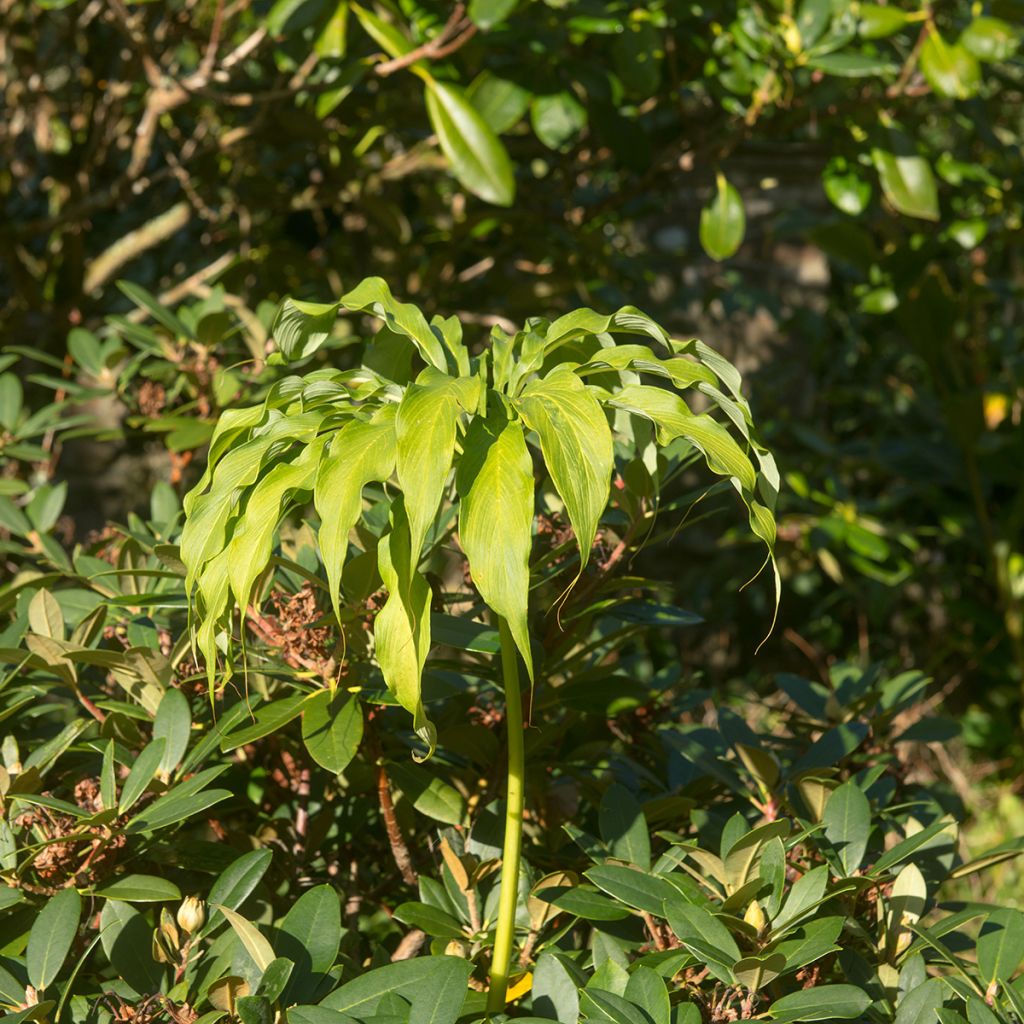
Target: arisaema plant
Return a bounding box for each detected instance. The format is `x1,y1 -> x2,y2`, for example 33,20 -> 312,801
180,277 -> 778,1012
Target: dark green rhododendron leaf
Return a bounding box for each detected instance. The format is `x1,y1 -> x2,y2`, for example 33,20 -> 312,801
699,173 -> 745,261
320,956 -> 473,1021
277,885 -> 342,1001
302,688 -> 363,775
27,886 -> 81,989
766,985 -> 871,1022
94,875 -> 181,903
822,781 -> 871,875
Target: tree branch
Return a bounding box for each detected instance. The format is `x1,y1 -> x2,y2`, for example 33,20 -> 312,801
374,4 -> 477,77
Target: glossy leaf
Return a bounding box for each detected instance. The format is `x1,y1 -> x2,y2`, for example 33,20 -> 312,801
920,29 -> 981,100
424,77 -> 515,206
871,142 -> 939,221
699,173 -> 745,261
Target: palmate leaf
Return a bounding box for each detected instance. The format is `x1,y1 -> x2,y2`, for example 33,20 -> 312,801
182,278 -> 779,755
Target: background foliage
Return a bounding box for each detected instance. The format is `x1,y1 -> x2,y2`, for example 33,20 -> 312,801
1,0 -> 1023,1020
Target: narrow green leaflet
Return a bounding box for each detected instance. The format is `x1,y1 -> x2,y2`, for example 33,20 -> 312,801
221,695 -> 308,751
118,738 -> 167,814
396,367 -> 479,561
207,849 -> 274,920
27,886 -> 81,990
699,173 -> 745,261
153,688 -> 191,776
226,435 -> 328,614
457,417 -> 535,679
423,76 -> 515,207
375,499 -> 435,757
314,407 -> 396,623
516,366 -> 613,572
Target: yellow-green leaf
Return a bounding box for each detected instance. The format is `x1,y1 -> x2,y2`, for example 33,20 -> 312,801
424,77 -> 515,207
699,173 -> 745,261
315,408 -> 396,624
457,417 -> 535,680
516,366 -> 613,573
375,499 -> 435,758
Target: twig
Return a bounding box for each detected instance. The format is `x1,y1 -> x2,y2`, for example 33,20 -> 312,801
293,760 -> 311,860
367,727 -> 418,885
391,928 -> 427,961
76,689 -> 108,725
82,201 -> 191,294
373,4 -> 477,77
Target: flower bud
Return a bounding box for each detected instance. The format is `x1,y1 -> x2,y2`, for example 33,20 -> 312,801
743,898 -> 766,932
177,896 -> 206,934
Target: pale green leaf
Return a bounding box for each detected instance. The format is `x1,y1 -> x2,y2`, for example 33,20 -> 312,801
374,499 -> 435,757
341,276 -> 447,370
396,367 -> 479,560
516,366 -> 613,572
457,417 -> 534,680
315,407 -> 396,623
217,905 -> 276,972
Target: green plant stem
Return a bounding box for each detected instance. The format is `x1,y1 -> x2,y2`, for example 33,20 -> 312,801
487,616 -> 525,1015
